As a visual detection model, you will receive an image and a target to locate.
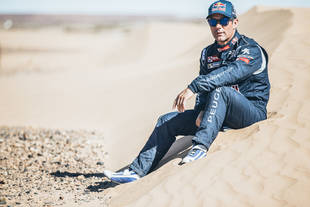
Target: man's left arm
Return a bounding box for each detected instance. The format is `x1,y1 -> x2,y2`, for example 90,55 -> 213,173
188,44 -> 267,94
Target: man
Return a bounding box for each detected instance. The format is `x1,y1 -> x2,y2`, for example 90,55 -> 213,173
104,0 -> 270,184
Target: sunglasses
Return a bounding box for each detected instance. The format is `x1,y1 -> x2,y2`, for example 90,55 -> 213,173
207,17 -> 231,27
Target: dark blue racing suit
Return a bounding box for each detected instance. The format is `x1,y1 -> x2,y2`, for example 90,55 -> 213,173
130,30 -> 270,177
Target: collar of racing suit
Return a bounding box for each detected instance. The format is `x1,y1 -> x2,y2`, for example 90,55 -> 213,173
215,30 -> 241,53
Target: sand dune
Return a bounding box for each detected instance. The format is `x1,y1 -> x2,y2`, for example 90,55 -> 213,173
1,6 -> 310,207
107,7 -> 310,207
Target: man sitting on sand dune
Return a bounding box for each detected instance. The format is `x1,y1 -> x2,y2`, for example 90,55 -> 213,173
104,0 -> 270,184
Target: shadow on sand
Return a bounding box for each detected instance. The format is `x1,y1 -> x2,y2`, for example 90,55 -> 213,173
50,136 -> 193,191
115,135 -> 193,174
86,181 -> 119,192
50,171 -> 119,192
156,135 -> 193,168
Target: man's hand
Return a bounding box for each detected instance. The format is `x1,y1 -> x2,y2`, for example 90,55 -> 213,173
173,88 -> 194,112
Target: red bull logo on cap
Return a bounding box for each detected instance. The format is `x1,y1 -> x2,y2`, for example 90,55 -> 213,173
212,2 -> 226,12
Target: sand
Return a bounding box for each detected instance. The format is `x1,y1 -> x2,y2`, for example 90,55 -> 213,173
0,6 -> 310,207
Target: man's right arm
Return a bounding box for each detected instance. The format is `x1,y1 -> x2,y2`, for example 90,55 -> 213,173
188,44 -> 266,94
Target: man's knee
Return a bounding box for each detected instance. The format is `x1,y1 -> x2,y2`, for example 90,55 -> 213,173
156,112 -> 179,127
218,86 -> 237,96
210,86 -> 233,94
199,87 -> 235,127
209,86 -> 236,103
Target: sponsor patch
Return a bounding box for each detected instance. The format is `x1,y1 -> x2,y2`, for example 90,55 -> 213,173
207,56 -> 220,63
237,57 -> 250,64
212,2 -> 226,12
208,62 -> 221,69
237,55 -> 254,59
217,45 -> 230,52
207,87 -> 222,123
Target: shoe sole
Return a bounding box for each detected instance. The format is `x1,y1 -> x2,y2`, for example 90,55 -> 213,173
103,171 -> 121,184
180,153 -> 206,165
103,170 -> 138,184
106,177 -> 122,184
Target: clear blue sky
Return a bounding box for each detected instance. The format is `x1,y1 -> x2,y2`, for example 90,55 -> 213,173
0,0 -> 310,17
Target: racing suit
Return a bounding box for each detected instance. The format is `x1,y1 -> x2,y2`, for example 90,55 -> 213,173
130,30 -> 270,177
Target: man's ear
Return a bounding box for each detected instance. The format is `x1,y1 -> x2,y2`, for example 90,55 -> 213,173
233,18 -> 238,29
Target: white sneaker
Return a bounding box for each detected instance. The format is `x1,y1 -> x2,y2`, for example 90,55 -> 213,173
103,169 -> 140,184
181,145 -> 207,164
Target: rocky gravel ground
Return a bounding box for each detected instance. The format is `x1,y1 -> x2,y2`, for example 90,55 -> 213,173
0,126 -> 116,207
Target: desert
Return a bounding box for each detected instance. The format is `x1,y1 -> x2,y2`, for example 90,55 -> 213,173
0,6 -> 310,207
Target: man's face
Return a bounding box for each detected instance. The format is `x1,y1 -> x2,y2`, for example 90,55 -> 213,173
208,13 -> 238,45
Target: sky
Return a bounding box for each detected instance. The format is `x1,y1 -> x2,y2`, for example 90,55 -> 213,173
0,0 -> 310,18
